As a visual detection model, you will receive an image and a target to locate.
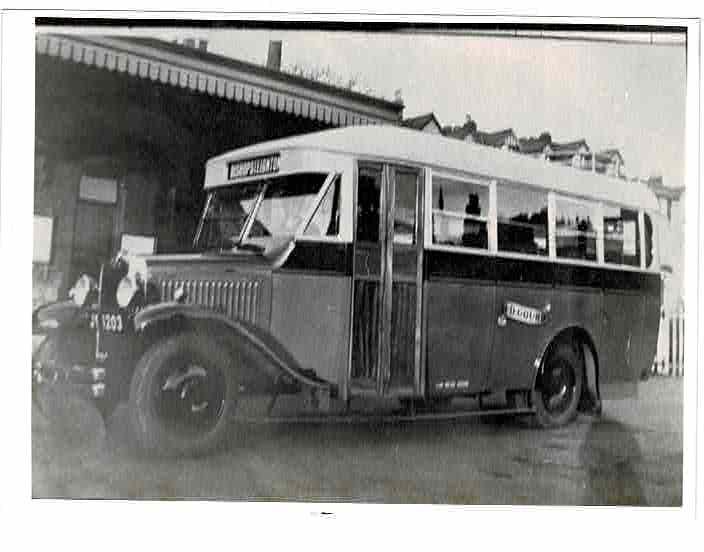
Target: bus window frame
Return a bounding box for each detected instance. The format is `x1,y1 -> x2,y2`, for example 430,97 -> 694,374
641,210 -> 660,273
297,173 -> 346,243
292,157 -> 355,245
599,200 -> 643,270
427,169 -> 495,254
421,170 -> 659,276
638,210 -> 647,271
553,193 -> 601,265
336,159 -> 662,279
495,180 -> 551,259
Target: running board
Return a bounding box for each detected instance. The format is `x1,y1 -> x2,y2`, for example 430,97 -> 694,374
236,406 -> 535,425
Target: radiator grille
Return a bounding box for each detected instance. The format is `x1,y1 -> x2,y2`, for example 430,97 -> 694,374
159,278 -> 261,323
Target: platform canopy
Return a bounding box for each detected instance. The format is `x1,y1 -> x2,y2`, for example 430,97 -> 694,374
36,34 -> 403,128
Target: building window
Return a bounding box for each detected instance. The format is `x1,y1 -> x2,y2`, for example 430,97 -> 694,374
79,175 -> 118,204
555,197 -> 597,261
431,175 -> 489,249
603,206 -> 640,267
497,184 -> 549,256
33,215 -> 54,264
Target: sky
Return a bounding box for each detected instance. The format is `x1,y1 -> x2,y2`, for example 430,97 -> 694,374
62,26 -> 688,189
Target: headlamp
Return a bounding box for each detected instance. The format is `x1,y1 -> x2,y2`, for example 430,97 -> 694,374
115,254 -> 149,308
116,276 -> 138,308
69,274 -> 97,307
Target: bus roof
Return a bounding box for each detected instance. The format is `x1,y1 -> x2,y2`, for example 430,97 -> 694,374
206,126 -> 660,211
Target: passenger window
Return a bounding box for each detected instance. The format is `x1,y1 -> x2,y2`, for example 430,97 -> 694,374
304,176 -> 341,237
356,166 -> 382,243
555,197 -> 597,262
497,184 -> 548,256
393,170 -> 418,245
431,175 -> 489,249
603,206 -> 640,267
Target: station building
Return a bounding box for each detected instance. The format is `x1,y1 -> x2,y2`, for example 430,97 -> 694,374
33,33 -> 404,306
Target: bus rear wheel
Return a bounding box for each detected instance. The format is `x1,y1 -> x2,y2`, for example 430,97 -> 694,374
532,341 -> 583,428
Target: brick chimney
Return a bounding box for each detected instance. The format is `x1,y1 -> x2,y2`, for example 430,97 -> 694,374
266,40 -> 282,71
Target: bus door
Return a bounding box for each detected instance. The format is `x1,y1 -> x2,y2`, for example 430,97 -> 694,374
350,162 -> 424,396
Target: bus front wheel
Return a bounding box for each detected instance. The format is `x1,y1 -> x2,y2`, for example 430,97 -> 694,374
532,341 -> 583,428
128,332 -> 238,456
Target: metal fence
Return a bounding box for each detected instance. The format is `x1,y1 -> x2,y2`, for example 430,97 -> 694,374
651,310 -> 685,377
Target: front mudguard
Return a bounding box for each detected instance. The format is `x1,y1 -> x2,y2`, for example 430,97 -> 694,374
32,300 -> 86,335
31,324 -> 113,408
133,302 -> 332,397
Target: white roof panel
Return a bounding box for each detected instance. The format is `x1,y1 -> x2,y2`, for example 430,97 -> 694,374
206,126 -> 660,211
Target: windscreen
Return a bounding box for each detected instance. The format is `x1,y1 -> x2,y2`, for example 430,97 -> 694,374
195,172 -> 328,252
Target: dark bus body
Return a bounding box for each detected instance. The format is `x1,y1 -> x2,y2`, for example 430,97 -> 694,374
33,126 -> 663,456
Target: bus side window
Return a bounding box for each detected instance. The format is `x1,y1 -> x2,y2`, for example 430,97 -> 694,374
431,175 -> 489,249
497,184 -> 549,256
393,170 -> 418,245
555,197 -> 598,262
603,206 -> 640,267
356,167 -> 383,243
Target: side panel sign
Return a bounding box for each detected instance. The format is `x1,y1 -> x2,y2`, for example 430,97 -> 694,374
504,301 -> 547,326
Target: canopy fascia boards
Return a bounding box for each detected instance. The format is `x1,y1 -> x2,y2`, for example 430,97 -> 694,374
36,34 -> 402,128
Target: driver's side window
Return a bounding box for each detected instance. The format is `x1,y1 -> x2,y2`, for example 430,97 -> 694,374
304,176 -> 341,237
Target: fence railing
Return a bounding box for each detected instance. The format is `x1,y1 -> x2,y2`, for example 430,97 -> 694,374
651,310 -> 685,377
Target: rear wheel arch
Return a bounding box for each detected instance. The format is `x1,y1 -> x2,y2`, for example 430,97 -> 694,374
534,326 -> 600,411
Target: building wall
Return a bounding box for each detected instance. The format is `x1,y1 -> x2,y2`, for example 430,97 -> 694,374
422,121 -> 442,134
33,155 -> 81,308
33,53 -> 340,307
32,151 -> 200,306
658,194 -> 686,316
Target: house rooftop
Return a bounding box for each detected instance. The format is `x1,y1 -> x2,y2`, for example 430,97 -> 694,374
519,134 -> 552,155
645,176 -> 684,200
549,139 -> 590,152
442,125 -> 473,140
473,128 -> 516,148
402,112 -> 441,131
596,148 -> 625,163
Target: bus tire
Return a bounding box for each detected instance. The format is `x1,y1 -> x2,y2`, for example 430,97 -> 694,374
532,341 -> 583,428
128,332 -> 238,457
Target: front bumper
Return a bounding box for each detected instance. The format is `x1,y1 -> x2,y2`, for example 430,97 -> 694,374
32,351 -> 107,399
32,326 -> 107,401
32,259 -> 152,406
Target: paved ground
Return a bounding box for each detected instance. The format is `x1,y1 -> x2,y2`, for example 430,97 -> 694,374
32,377 -> 682,505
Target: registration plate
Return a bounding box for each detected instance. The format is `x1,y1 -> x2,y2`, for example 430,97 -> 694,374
90,312 -> 124,333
